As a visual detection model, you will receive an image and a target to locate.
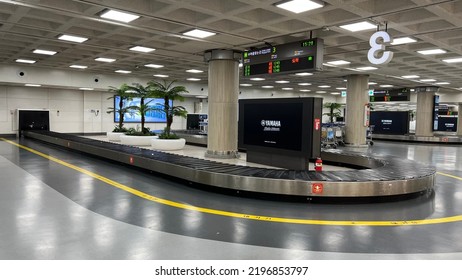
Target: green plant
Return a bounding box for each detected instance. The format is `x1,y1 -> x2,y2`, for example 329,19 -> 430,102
106,83 -> 132,132
125,83 -> 158,134
158,128 -> 180,139
323,102 -> 343,123
148,80 -> 189,138
124,127 -> 155,136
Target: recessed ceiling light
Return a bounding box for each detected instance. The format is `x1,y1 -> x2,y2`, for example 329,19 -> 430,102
401,75 -> 420,79
300,89 -> 311,92
318,85 -> 331,88
69,65 -> 87,69
183,29 -> 216,38
79,87 -> 94,91
58,34 -> 88,43
391,37 -> 417,45
420,79 -> 436,82
153,74 -> 169,78
330,92 -> 341,95
275,0 -> 324,14
368,82 -> 377,85
187,78 -> 201,81
15,59 -> 36,64
380,85 -> 394,88
298,83 -> 311,86
282,88 -> 294,90
417,49 -> 446,55
145,64 -> 164,68
95,57 -> 116,62
33,49 -> 57,55
99,9 -> 140,23
435,82 -> 450,85
336,87 -> 347,90
356,66 -> 378,71
25,84 -> 41,87
186,69 -> 204,73
240,84 -> 252,87
339,21 -> 376,32
326,60 -> 351,65
129,46 -> 155,53
443,57 -> 462,63
262,85 -> 274,89
316,91 -> 326,93
250,77 -> 265,81
275,80 -> 290,84
295,72 -> 313,76
115,70 -> 131,74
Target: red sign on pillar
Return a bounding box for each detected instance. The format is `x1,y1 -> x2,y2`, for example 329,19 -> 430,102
311,183 -> 324,194
314,118 -> 321,131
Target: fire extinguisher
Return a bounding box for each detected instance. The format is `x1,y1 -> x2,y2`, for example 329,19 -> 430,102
315,158 -> 323,172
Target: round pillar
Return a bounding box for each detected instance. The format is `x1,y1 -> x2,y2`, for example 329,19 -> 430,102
345,74 -> 369,147
415,87 -> 438,137
204,49 -> 241,158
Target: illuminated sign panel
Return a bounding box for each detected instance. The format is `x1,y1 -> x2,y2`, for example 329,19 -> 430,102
369,88 -> 411,102
242,38 -> 324,76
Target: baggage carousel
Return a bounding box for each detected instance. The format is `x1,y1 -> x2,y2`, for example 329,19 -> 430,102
23,131 -> 436,200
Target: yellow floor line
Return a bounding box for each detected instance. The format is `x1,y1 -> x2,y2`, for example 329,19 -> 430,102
3,137 -> 462,227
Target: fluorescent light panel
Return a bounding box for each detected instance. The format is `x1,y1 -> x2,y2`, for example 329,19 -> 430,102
331,92 -> 341,95
300,89 -> 311,92
25,84 -> 41,87
33,49 -> 57,55
443,57 -> 462,63
58,34 -> 88,43
318,85 -> 331,88
417,49 -> 446,55
380,85 -> 394,88
356,66 -> 378,71
295,72 -> 313,76
262,85 -> 274,88
240,84 -> 252,87
391,37 -> 417,45
95,57 -> 116,62
145,64 -> 164,68
340,21 -> 376,32
154,74 -> 169,78
275,80 -> 290,84
276,0 -> 324,14
115,70 -> 131,74
186,69 -> 204,73
435,82 -> 450,85
16,59 -> 36,64
420,79 -> 436,82
129,46 -> 155,53
183,29 -> 216,38
79,88 -> 94,90
100,9 -> 140,23
69,65 -> 87,69
402,75 -> 420,79
326,60 -> 350,65
250,78 -> 265,81
282,88 -> 294,90
187,78 -> 201,81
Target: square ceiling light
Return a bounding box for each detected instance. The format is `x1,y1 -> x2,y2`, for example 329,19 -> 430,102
145,64 -> 164,68
99,9 -> 140,23
183,29 -> 216,38
154,74 -> 169,78
115,70 -> 131,74
401,75 -> 420,79
417,49 -> 446,55
129,46 -> 155,53
186,69 -> 204,73
356,66 -> 377,71
295,72 -> 313,76
95,57 -> 116,62
275,0 -> 324,13
391,37 -> 417,45
33,49 -> 57,55
326,60 -> 350,65
58,34 -> 88,43
69,65 -> 87,69
16,59 -> 36,64
340,21 -> 376,32
443,57 -> 462,63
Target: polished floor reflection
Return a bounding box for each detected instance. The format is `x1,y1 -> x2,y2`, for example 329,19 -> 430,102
1,137 -> 462,259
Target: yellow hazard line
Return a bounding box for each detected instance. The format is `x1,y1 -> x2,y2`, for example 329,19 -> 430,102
2,137 -> 462,227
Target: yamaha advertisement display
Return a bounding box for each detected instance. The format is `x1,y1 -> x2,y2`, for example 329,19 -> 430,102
239,97 -> 322,170
437,116 -> 458,132
370,111 -> 410,135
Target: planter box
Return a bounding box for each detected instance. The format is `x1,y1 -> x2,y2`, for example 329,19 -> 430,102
120,135 -> 158,146
151,138 -> 186,151
106,132 -> 125,141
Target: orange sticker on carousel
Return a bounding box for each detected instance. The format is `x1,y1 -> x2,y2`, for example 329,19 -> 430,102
312,183 -> 323,194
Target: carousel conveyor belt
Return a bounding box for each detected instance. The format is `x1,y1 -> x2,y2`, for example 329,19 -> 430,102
23,131 -> 436,198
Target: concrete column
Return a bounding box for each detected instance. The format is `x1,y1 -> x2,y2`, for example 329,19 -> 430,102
415,87 -> 438,137
204,49 -> 241,158
457,103 -> 462,136
345,74 -> 369,146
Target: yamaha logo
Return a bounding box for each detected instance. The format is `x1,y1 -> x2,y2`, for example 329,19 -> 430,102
261,120 -> 266,126
261,119 -> 281,132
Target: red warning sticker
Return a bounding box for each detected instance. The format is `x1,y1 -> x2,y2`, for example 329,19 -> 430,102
314,118 -> 321,131
129,157 -> 134,164
312,183 -> 323,194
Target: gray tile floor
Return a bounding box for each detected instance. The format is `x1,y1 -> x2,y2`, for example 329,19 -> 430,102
1,138 -> 462,259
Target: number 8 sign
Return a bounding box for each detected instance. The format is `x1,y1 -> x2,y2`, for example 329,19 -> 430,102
368,31 -> 394,65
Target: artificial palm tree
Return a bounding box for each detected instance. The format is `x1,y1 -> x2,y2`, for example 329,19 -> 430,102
148,80 -> 189,138
125,83 -> 157,135
323,102 -> 343,123
106,83 -> 131,131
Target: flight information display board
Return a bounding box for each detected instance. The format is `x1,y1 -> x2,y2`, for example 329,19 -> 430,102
369,88 -> 411,102
242,38 -> 324,76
